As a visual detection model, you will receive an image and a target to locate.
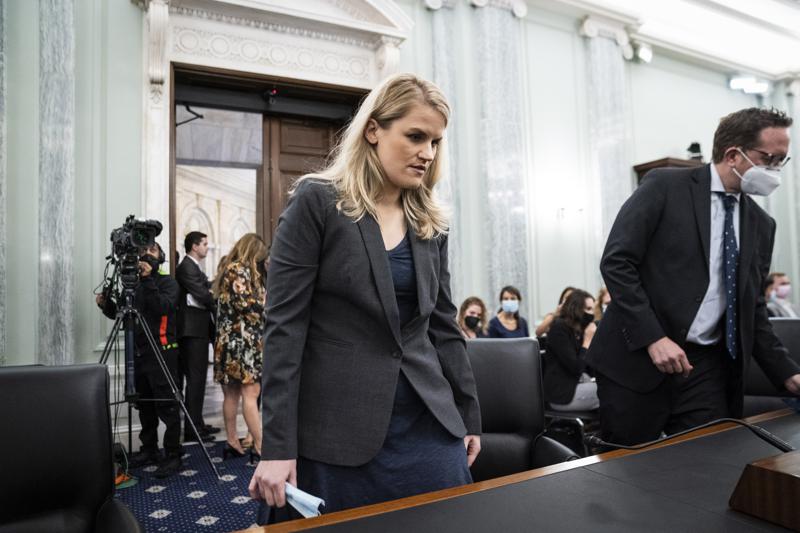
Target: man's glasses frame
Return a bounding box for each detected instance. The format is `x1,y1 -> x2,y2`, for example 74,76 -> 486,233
747,147 -> 791,169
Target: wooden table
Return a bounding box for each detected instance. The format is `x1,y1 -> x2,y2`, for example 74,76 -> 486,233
238,409 -> 799,533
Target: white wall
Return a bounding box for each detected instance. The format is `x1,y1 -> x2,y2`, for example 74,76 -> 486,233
6,0 -> 142,365
629,54 -> 758,164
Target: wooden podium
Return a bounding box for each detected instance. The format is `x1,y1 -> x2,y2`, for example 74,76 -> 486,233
729,450 -> 800,530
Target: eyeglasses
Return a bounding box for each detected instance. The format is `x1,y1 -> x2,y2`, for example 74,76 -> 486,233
747,147 -> 791,169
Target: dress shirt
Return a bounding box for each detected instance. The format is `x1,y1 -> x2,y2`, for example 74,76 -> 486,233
185,254 -> 207,309
686,164 -> 740,345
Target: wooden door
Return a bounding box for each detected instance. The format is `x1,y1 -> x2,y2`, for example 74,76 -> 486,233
263,117 -> 338,244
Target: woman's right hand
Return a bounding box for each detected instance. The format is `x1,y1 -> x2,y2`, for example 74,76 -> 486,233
582,322 -> 597,348
249,459 -> 297,507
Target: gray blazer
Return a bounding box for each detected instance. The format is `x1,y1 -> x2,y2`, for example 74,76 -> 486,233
260,179 -> 481,466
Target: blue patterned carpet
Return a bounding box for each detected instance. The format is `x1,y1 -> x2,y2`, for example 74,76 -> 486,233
115,441 -> 261,532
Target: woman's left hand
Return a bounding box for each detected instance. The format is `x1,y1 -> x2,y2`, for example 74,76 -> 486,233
464,435 -> 481,467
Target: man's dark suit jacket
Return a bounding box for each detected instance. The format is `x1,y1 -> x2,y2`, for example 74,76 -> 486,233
587,165 -> 799,413
261,179 -> 481,466
176,256 -> 215,339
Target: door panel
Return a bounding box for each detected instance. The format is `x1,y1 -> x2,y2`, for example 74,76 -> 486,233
266,118 -> 337,243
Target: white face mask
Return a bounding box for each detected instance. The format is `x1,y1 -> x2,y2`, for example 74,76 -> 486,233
776,284 -> 792,300
733,149 -> 781,196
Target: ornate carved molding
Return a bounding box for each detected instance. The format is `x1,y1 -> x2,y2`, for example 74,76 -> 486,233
170,6 -> 377,49
376,36 -> 399,79
172,26 -> 371,82
580,15 -> 634,60
330,0 -> 373,23
471,0 -> 528,18
147,0 -> 169,102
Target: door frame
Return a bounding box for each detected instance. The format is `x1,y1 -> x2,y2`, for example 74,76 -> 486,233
169,63 -> 366,273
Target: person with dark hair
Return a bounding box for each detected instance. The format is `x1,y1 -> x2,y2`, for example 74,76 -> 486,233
457,296 -> 488,339
535,286 -> 576,337
96,242 -> 183,477
544,289 -> 599,411
176,231 -> 220,443
588,107 -> 800,446
487,285 -> 530,338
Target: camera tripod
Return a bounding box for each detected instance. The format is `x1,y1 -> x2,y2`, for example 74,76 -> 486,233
99,287 -> 221,479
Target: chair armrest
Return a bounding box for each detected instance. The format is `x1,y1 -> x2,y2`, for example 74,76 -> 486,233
531,435 -> 579,469
95,498 -> 143,533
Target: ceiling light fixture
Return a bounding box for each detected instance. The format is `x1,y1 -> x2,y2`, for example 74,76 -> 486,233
634,42 -> 653,63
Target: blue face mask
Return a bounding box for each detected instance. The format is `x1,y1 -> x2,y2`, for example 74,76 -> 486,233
501,300 -> 519,314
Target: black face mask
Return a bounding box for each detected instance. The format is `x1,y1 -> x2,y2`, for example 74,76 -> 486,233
580,312 -> 595,328
464,316 -> 481,331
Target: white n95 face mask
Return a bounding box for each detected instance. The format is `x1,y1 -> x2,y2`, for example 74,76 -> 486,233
734,149 -> 781,196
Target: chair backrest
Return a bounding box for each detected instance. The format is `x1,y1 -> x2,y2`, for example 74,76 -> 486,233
745,318 -> 800,396
0,364 -> 113,533
466,338 -> 545,480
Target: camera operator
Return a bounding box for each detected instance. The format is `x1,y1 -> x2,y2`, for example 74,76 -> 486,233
96,242 -> 183,478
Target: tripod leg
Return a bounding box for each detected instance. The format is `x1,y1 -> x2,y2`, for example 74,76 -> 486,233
135,309 -> 222,479
98,315 -> 124,366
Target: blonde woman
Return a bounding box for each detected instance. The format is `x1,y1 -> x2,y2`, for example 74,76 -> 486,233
458,296 -> 488,339
213,233 -> 267,461
249,73 -> 481,517
594,286 -> 611,322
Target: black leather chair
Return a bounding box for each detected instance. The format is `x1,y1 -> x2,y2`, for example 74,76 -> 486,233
0,364 -> 143,533
467,338 -> 578,482
743,317 -> 800,416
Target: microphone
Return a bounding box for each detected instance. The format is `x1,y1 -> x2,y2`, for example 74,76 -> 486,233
585,418 -> 795,453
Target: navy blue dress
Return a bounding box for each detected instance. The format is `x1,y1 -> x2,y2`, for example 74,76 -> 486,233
487,315 -> 530,338
294,232 -> 472,514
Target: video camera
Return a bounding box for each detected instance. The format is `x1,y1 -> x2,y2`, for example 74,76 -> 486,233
103,215 -> 163,295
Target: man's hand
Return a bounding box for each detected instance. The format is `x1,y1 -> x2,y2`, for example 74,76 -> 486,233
249,459 -> 297,508
139,261 -> 153,277
647,337 -> 693,377
95,294 -> 105,308
464,435 -> 481,467
784,374 -> 800,394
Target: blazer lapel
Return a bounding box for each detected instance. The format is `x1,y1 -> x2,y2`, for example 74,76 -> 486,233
356,215 -> 402,346
409,230 -> 434,318
690,165 -> 712,269
737,195 -> 758,301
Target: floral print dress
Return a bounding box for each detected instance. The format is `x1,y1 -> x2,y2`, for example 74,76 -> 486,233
214,261 -> 266,385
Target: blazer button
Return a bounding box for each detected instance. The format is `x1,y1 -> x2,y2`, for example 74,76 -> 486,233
695,296 -> 703,303
392,350 -> 402,359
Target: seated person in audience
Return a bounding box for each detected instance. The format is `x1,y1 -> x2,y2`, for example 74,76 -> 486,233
765,272 -> 799,318
593,286 -> 611,322
544,289 -> 599,412
458,296 -> 488,339
535,286 -> 575,337
488,285 -> 530,338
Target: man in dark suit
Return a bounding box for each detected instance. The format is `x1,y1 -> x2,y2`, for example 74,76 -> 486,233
176,231 -> 219,442
587,108 -> 800,445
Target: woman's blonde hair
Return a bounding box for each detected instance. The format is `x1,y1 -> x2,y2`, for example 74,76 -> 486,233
594,286 -> 609,321
295,73 -> 451,239
458,296 -> 488,335
211,233 -> 267,297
